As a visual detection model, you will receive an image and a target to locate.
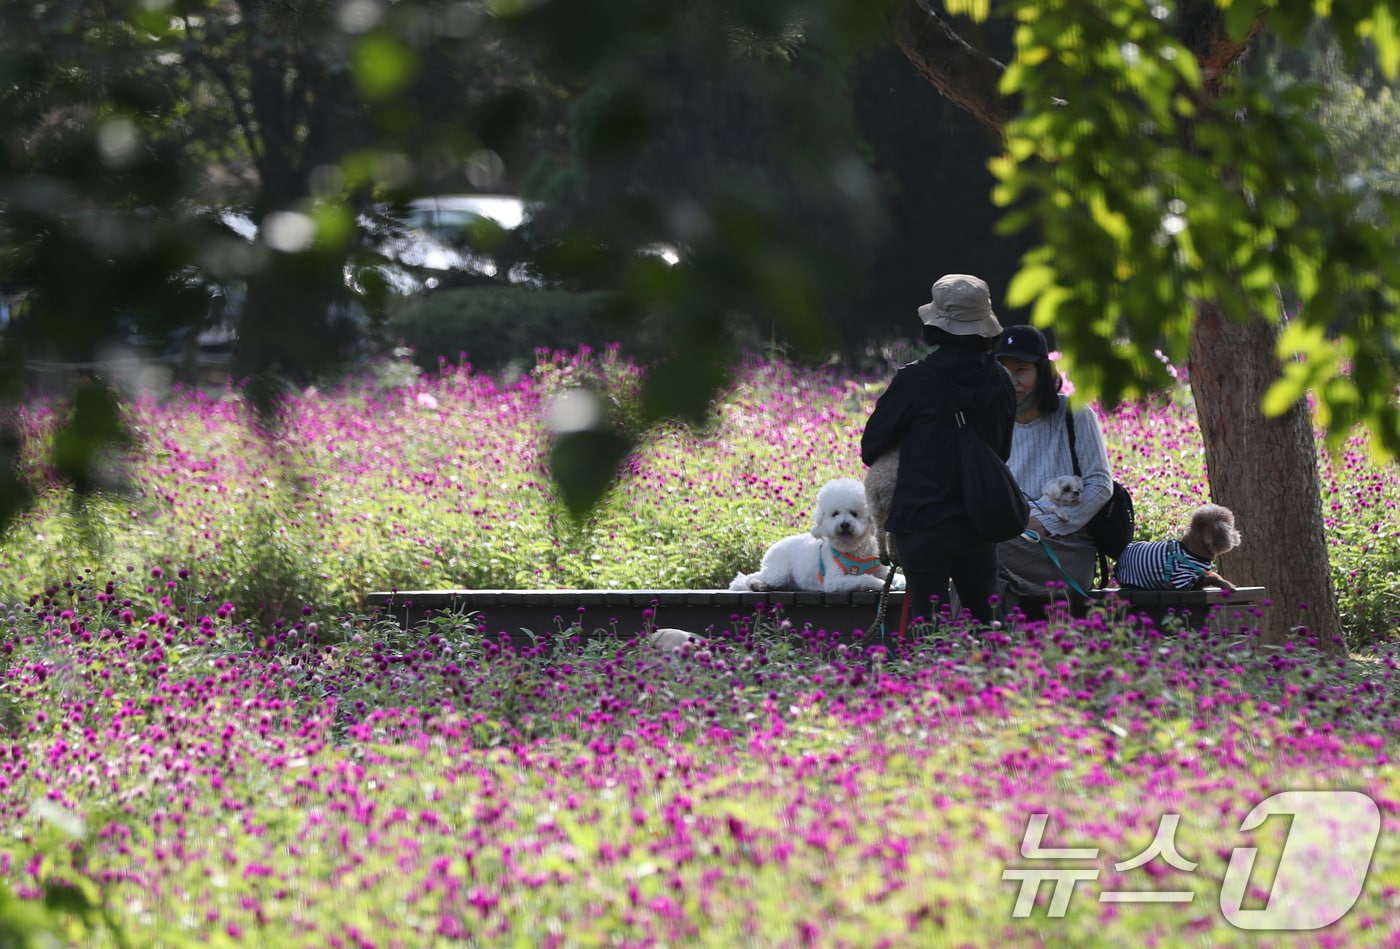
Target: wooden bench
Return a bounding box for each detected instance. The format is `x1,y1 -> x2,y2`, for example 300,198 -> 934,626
1088,585 -> 1269,631
365,588 -> 904,650
363,585 -> 1270,650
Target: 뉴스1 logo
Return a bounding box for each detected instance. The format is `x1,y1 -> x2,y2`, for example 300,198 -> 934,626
1002,790 -> 1381,931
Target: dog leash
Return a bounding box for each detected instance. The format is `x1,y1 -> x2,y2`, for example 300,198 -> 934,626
870,562 -> 900,642
814,540 -> 897,643
1023,529 -> 1101,603
1162,545 -> 1210,588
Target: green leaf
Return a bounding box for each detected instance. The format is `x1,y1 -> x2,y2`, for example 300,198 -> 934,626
1372,4 -> 1400,79
353,33 -> 417,100
41,881 -> 93,917
641,353 -> 731,428
1222,2 -> 1265,42
1030,285 -> 1071,328
310,201 -> 355,250
1264,323 -> 1341,416
1262,365 -> 1309,417
0,425 -> 31,537
942,0 -> 992,22
1006,263 -> 1056,308
50,382 -> 132,495
549,429 -> 633,518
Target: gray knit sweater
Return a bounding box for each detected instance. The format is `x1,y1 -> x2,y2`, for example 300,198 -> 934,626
1007,398 -> 1113,537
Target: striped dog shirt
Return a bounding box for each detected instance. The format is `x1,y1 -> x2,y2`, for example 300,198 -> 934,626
1113,539 -> 1213,590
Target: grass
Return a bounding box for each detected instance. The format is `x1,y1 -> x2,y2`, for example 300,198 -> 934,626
1,347 -> 1399,946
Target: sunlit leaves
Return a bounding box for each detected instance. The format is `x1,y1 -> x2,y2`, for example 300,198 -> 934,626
1005,262 -> 1056,308
942,0 -> 993,21
1221,0 -> 1271,44
1371,4 -> 1400,77
988,0 -> 1400,455
308,200 -> 356,251
1266,321 -> 1338,417
352,32 -> 417,99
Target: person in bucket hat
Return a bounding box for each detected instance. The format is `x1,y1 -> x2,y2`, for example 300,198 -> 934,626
860,274 -> 1016,626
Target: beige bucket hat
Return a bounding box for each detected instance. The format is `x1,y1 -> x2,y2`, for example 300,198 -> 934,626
917,273 -> 1002,337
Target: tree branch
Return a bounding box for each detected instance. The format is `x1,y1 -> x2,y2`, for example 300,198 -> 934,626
1172,1 -> 1267,94
887,0 -> 1016,133
890,2 -> 1268,134
179,10 -> 265,175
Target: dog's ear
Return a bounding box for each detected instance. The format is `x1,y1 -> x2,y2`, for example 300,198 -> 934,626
811,504 -> 825,537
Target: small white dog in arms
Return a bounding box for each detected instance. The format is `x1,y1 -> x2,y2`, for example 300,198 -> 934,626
1041,475 -> 1083,519
729,477 -> 903,593
863,449 -> 899,565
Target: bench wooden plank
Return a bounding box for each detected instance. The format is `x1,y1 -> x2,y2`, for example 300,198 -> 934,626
1090,586 -> 1266,608
1089,585 -> 1268,632
364,584 -> 1270,646
365,588 -> 899,645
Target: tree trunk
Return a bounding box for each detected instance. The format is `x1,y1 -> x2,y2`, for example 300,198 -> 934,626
1188,304 -> 1344,653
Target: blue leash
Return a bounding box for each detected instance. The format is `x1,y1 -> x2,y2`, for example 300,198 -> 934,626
1163,546 -> 1209,588
1023,529 -> 1102,603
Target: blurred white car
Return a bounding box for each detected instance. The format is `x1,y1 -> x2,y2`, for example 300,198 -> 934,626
377,194 -> 536,291
383,194 -> 681,287
214,194 -> 681,301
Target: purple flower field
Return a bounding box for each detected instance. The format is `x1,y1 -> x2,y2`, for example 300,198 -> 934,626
4,349 -> 1395,640
2,349 -> 1400,946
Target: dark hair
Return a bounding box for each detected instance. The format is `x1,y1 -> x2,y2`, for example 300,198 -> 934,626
1030,356 -> 1064,414
922,324 -> 997,351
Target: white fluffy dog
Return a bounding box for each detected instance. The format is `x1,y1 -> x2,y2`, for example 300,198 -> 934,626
729,477 -> 900,593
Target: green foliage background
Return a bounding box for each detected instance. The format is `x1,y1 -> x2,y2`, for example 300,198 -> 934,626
387,287 -> 624,373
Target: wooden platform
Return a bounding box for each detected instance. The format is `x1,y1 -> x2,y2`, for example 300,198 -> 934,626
365,588 -> 902,645
364,584 -> 1270,646
1090,585 -> 1269,630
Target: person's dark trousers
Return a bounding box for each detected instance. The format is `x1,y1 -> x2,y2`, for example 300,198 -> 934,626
894,527 -> 999,625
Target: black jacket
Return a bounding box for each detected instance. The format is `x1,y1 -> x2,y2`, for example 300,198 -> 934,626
860,346 -> 1016,534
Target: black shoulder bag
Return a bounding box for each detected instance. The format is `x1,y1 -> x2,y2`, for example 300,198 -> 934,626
950,397 -> 1029,544
1065,405 -> 1135,586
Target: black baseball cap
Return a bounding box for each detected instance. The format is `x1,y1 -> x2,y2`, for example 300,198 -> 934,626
995,325 -> 1050,362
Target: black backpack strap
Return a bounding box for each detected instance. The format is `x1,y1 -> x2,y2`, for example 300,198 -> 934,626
1063,398 -> 1109,588
1064,397 -> 1082,478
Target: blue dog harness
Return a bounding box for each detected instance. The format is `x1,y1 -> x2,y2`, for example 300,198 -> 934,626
818,543 -> 884,585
